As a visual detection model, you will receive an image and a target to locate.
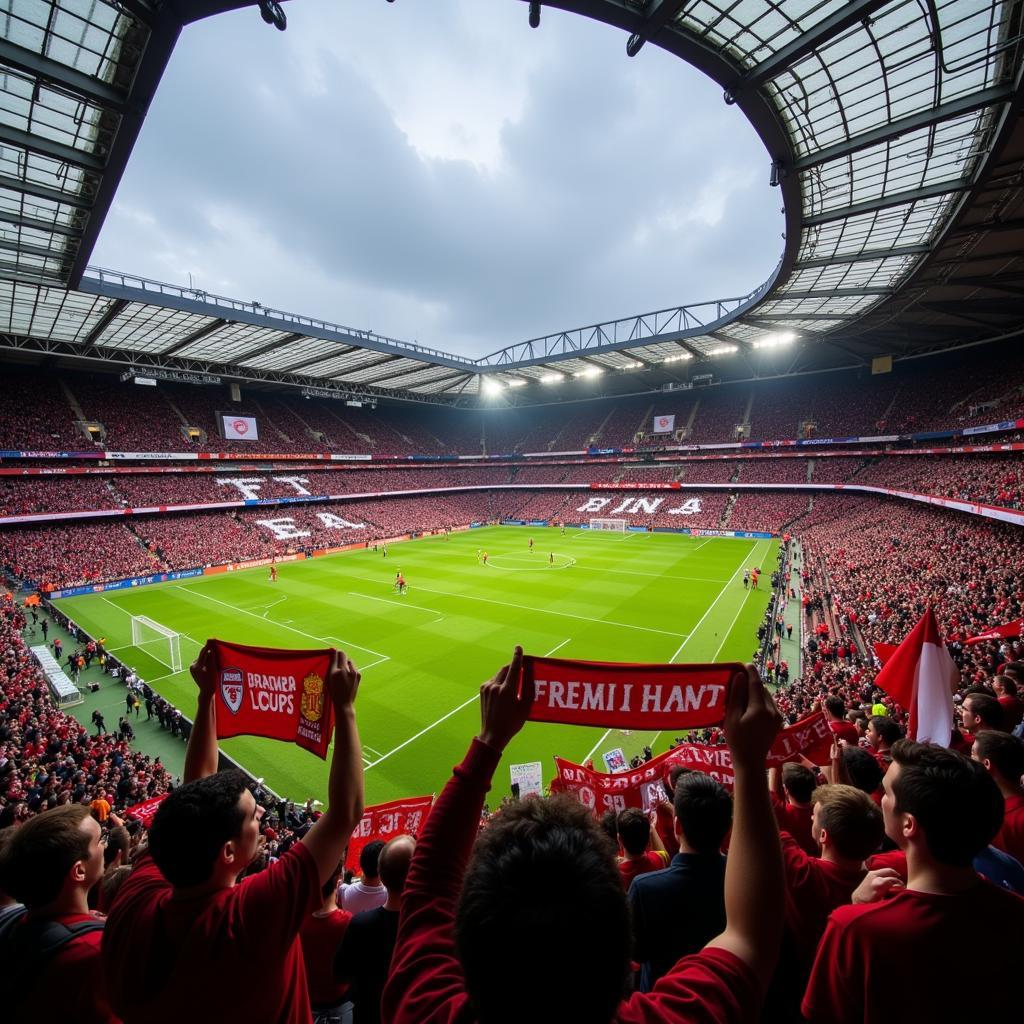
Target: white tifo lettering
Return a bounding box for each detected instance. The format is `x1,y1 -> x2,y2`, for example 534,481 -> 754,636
272,475 -> 312,496
217,476 -> 264,500
315,512 -> 365,530
667,497 -> 703,516
640,683 -> 725,714
577,497 -> 612,513
255,517 -> 311,540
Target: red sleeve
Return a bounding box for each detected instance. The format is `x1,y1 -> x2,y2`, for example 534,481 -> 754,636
780,831 -> 813,888
234,841 -> 319,954
382,738 -> 501,1024
801,909 -> 864,1024
618,947 -> 760,1023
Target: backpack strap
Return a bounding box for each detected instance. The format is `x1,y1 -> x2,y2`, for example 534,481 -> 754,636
0,916 -> 105,1001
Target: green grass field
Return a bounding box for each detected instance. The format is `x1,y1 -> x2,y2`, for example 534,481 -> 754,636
54,526 -> 776,805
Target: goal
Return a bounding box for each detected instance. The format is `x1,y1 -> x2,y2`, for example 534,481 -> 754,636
130,615 -> 183,674
589,518 -> 628,532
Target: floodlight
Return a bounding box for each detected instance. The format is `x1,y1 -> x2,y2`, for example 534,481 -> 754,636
482,379 -> 505,396
541,373 -> 564,384
258,0 -> 287,31
507,379 -> 528,388
529,2 -> 541,28
574,366 -> 603,378
753,331 -> 797,349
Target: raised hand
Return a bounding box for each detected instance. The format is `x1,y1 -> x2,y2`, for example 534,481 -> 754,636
478,646 -> 531,753
326,649 -> 361,709
723,664 -> 783,770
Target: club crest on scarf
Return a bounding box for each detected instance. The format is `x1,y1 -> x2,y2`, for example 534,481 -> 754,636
219,666 -> 245,715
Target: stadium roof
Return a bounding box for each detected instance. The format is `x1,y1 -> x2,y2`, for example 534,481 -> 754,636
1,0 -> 1022,404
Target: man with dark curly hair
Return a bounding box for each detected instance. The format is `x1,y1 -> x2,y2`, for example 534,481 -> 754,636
383,649 -> 785,1023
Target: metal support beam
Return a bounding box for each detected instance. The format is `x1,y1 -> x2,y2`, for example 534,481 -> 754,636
0,237 -> 68,262
0,209 -> 82,239
161,318 -> 229,357
0,173 -> 94,211
793,84 -> 1014,173
83,299 -> 129,347
794,243 -> 930,269
232,331 -> 306,363
0,39 -> 131,112
804,179 -> 969,226
0,123 -> 105,172
777,286 -> 893,299
277,346 -> 361,374
726,0 -> 890,96
624,0 -> 686,56
748,313 -> 847,322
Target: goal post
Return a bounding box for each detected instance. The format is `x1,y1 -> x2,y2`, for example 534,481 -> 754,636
130,615 -> 183,674
589,518 -> 628,532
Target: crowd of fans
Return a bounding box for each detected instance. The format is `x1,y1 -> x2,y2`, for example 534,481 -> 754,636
1,344 -> 1020,460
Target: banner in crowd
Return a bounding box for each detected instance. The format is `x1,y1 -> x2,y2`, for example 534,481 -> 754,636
964,619 -> 1024,645
521,656 -> 740,730
553,744 -> 735,815
124,793 -> 168,827
345,795 -> 434,872
764,711 -> 833,768
211,640 -> 335,758
652,414 -> 676,434
552,710 -> 833,816
510,761 -> 544,797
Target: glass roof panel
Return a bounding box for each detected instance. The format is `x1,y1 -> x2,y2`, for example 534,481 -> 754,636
340,357 -> 426,384
93,303 -> 218,353
0,280 -> 108,340
241,337 -> 340,370
176,324 -> 297,361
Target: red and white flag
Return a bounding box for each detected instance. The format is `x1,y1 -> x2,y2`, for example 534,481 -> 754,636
963,619 -> 1024,645
874,607 -> 958,745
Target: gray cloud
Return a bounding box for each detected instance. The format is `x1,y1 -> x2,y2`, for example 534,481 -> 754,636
92,0 -> 783,356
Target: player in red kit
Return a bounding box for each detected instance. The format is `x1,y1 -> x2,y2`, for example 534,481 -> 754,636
269,565 -> 278,583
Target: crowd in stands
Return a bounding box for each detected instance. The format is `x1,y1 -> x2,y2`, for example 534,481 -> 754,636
727,493 -> 810,533
0,599 -> 175,833
736,459 -> 809,484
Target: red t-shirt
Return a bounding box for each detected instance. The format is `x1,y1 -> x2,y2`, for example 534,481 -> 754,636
802,883 -> 1024,1023
772,797 -> 816,856
654,800 -> 679,857
779,832 -> 865,967
102,844 -> 319,1023
619,850 -> 670,889
828,721 -> 859,745
997,695 -> 1024,729
8,912 -> 117,1024
383,738 -> 762,1024
299,907 -> 352,1009
994,793 -> 1024,864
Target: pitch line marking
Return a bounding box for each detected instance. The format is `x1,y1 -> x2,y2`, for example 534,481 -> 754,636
173,584 -> 390,658
349,591 -> 441,618
342,574 -> 689,640
667,540 -> 762,664
262,596 -> 287,618
709,541 -> 775,662
363,638 -> 573,773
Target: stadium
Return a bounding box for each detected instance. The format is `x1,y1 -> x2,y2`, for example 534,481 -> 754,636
0,1 -> 1022,1022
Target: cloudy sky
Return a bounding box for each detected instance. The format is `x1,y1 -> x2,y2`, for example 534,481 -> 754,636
92,0 -> 783,358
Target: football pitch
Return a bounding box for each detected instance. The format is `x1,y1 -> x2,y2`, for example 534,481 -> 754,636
54,526 -> 777,805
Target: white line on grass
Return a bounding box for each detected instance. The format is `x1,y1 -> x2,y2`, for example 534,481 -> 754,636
99,596 -> 132,617
342,575 -> 689,640
173,584 -> 390,658
583,729 -> 612,764
349,591 -> 442,618
364,638 -> 573,772
357,655 -> 391,672
708,542 -> 776,662
667,541 -> 761,663
262,596 -> 287,618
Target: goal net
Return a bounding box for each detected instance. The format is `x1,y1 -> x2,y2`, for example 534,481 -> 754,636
589,518 -> 628,532
130,615 -> 183,674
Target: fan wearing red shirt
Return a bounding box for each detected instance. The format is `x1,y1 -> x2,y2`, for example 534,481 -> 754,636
382,653 -> 787,1024
617,807 -> 669,888
973,731 -> 1024,864
803,739 -> 1023,1024
993,674 -> 1024,729
763,784 -> 883,1022
0,803 -> 115,1023
823,696 -> 858,745
768,763 -> 817,855
102,641 -> 365,1024
865,715 -> 902,768
299,860 -> 352,1022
